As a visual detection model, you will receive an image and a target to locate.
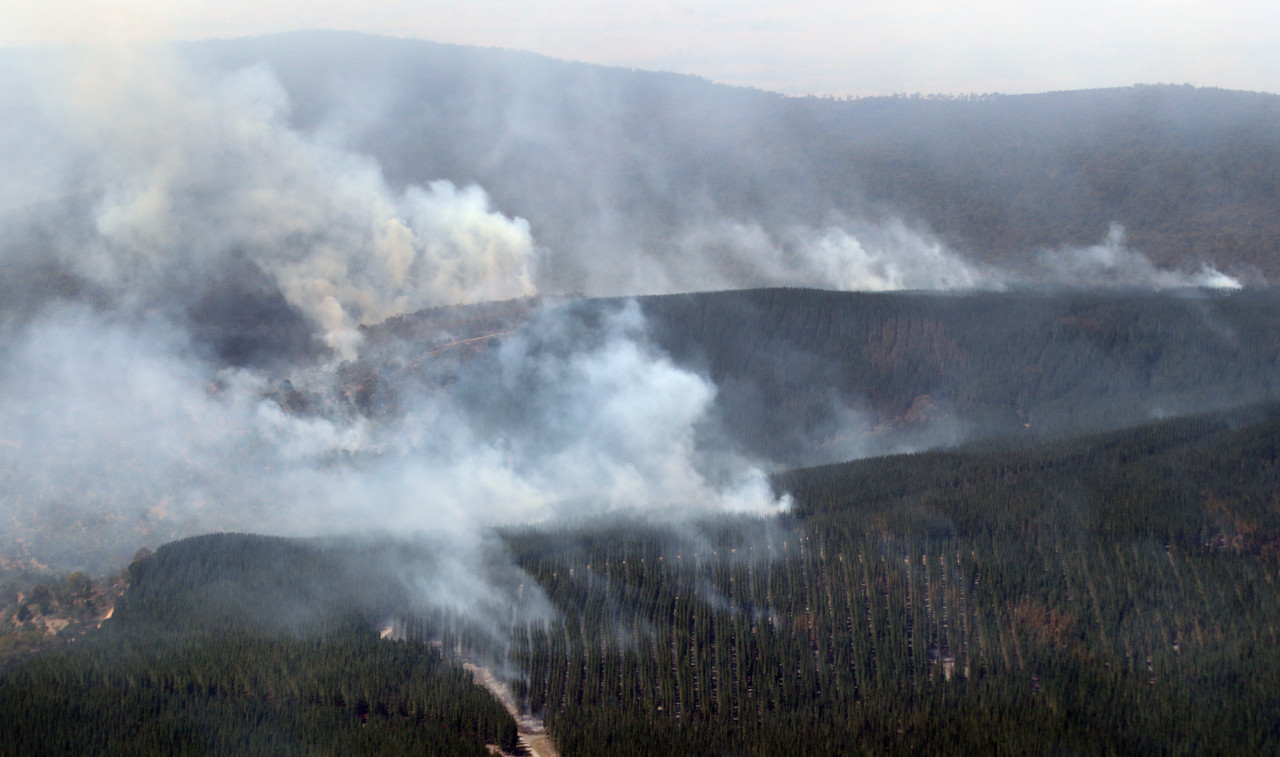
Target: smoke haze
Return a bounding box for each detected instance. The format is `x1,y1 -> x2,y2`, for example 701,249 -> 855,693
2,47 -> 537,358
0,41 -> 1250,637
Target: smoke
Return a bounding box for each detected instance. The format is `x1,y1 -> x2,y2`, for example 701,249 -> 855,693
0,41 -> 1246,643
0,46 -> 795,646
0,303 -> 786,629
1,47 -> 537,358
1031,223 -> 1242,290
570,214 -> 1238,297
603,218 -> 997,294
0,293 -> 790,536
633,216 -> 1238,297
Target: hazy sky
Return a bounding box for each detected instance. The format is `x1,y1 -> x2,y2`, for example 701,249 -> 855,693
3,0 -> 1279,96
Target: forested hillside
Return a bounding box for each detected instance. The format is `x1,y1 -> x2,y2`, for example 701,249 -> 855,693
191,33 -> 1280,284
0,535 -> 518,756
5,405 -> 1278,754
639,287 -> 1280,462
17,285 -> 1277,571
497,404 -> 1280,754
356,288 -> 1280,466
0,627 -> 516,756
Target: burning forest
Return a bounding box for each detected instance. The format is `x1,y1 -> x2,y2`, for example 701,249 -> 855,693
2,30 -> 1280,757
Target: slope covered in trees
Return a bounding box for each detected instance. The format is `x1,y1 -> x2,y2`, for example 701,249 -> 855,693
353,288 -> 1280,466
0,535 -> 519,756
0,628 -> 515,757
6,405 -> 1278,754
498,404 -> 1280,754
637,287 -> 1280,463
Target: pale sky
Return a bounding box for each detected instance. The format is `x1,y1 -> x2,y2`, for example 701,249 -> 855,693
3,0 -> 1279,96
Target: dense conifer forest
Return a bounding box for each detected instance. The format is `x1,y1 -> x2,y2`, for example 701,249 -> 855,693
4,402 -> 1278,754
0,536 -> 518,756
495,405 -> 1280,754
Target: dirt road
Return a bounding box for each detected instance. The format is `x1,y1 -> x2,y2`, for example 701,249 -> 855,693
462,661 -> 560,757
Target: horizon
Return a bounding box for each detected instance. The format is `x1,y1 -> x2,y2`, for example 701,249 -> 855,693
14,29 -> 1280,101
1,2 -> 1277,98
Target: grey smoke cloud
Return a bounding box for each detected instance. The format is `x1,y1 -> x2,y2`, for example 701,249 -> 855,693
0,47 -> 790,642
0,298 -> 788,641
0,39 -> 1243,630
0,302 -> 787,557
3,48 -> 537,358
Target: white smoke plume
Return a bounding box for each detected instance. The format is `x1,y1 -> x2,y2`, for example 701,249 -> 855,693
792,221 -> 993,291
4,47 -> 536,358
1032,223 -> 1242,290
0,46 -> 790,641
0,41 -> 1245,638
598,217 -> 994,295
0,300 -> 786,559
656,218 -> 1240,295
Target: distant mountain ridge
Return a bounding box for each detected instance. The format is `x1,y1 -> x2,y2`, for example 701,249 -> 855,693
189,32 -> 1280,287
